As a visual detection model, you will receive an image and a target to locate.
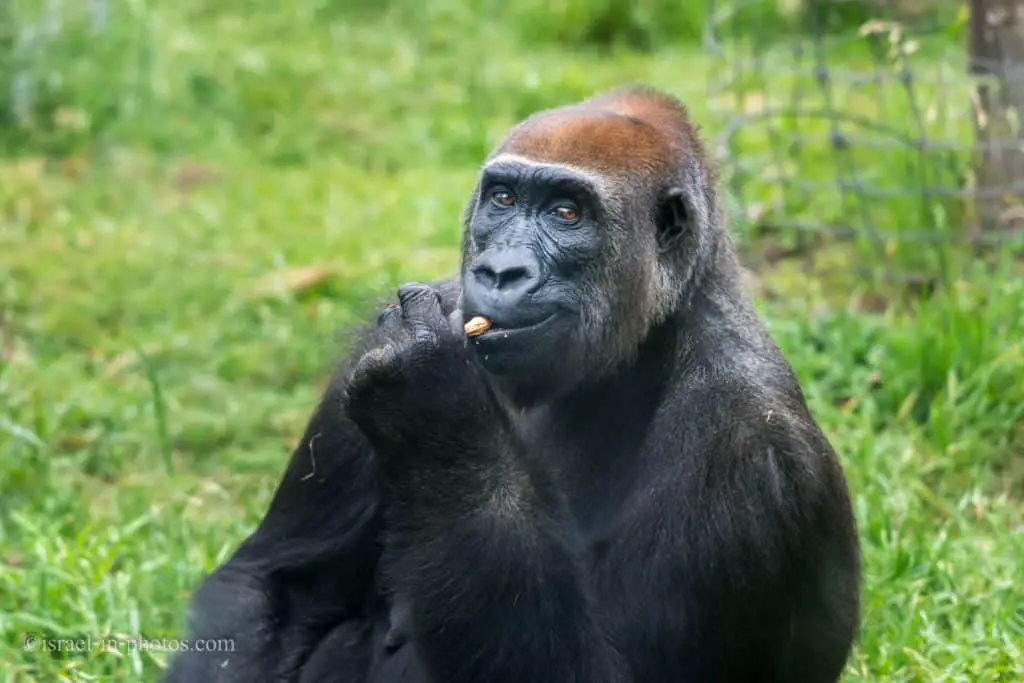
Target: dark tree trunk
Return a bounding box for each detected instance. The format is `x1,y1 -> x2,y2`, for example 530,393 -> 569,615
970,0 -> 1024,236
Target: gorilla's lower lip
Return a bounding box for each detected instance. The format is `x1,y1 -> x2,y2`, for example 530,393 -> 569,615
471,314 -> 557,342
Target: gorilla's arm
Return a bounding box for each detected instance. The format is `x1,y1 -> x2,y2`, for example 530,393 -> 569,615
375,425 -> 626,683
162,351 -> 382,683
345,285 -> 626,683
601,383 -> 860,682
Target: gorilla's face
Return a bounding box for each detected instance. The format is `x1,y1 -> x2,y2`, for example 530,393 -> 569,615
459,156 -> 660,406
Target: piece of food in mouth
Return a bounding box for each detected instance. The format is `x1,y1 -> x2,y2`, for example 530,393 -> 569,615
464,316 -> 491,337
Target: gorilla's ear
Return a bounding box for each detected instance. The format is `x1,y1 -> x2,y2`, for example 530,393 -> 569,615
656,186 -> 688,250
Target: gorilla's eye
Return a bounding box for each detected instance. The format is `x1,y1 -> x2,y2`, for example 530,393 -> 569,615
552,204 -> 580,223
491,190 -> 516,208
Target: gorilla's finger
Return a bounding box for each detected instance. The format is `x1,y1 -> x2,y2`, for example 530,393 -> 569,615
358,343 -> 400,372
377,302 -> 401,327
372,302 -> 409,348
447,308 -> 465,337
397,283 -> 445,343
349,343 -> 403,392
397,283 -> 435,307
434,280 -> 463,316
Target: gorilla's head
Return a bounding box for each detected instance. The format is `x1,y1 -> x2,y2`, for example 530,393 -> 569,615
457,86 -> 725,407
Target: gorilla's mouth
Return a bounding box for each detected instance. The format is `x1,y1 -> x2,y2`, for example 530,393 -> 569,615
467,313 -> 563,376
470,313 -> 558,342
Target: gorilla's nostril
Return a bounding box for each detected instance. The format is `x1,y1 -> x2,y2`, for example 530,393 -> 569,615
495,266 -> 530,290
472,264 -> 497,289
472,263 -> 533,292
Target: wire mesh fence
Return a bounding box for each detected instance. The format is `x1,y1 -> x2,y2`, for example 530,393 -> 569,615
706,0 -> 1024,286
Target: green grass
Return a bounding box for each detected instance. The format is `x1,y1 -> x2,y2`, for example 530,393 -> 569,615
2,2 -> 1023,681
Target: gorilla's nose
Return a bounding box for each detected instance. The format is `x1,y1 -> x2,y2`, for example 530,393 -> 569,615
464,248 -> 543,327
470,248 -> 540,296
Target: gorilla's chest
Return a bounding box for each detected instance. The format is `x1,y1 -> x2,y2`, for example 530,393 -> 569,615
522,414 -> 653,537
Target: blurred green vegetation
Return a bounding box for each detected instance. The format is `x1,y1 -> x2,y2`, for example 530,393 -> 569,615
1,1 -> 1022,681
0,0 -> 712,160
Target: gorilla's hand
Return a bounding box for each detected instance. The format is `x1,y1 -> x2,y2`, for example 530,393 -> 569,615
344,283 -> 497,458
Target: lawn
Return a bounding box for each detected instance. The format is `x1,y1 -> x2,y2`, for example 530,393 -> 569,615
1,2 -> 1022,681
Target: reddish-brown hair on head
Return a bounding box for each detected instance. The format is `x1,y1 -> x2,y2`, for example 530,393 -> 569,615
492,85 -> 708,178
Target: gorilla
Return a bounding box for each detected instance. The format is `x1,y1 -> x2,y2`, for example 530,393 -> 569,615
163,85 -> 860,683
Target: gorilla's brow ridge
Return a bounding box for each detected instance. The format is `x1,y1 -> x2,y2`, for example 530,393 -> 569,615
484,162 -> 598,200
483,154 -> 615,196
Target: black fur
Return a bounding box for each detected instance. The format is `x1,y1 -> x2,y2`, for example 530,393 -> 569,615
164,86 -> 860,683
